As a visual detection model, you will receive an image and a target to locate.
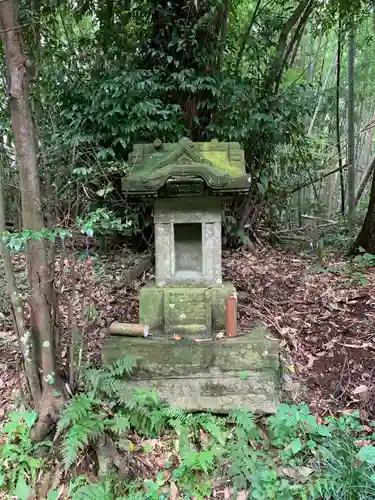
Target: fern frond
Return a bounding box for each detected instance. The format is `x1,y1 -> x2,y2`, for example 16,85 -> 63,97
106,379 -> 134,402
57,395 -> 99,436
108,356 -> 140,377
162,406 -> 188,423
200,417 -> 226,445
229,409 -> 256,434
63,418 -> 106,470
106,413 -> 131,436
71,479 -> 113,500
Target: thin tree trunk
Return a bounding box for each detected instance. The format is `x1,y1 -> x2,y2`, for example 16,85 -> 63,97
234,0 -> 262,74
0,143 -> 41,401
308,51 -> 337,135
336,16 -> 345,214
347,22 -> 356,225
0,0 -> 64,438
354,152 -> 375,206
354,169 -> 375,253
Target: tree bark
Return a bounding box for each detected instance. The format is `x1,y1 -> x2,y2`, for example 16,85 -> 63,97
355,152 -> 375,206
354,169 -> 375,253
0,145 -> 41,401
336,15 -> 345,215
347,22 -> 356,226
0,0 -> 64,436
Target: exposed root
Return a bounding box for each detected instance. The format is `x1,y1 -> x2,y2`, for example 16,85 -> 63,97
95,435 -> 133,479
31,393 -> 66,442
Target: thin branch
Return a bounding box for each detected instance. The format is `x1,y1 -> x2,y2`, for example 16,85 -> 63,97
264,0 -> 312,92
0,23 -> 36,33
287,163 -> 348,196
234,0 -> 262,74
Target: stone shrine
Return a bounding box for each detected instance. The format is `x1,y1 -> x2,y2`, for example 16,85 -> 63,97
102,138 -> 281,412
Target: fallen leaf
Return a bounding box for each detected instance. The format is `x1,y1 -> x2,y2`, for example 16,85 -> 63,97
224,487 -> 232,500
172,335 -> 182,341
307,355 -> 315,369
155,457 -> 165,468
355,440 -> 373,448
352,385 -> 368,395
170,481 -> 179,500
236,491 -> 248,500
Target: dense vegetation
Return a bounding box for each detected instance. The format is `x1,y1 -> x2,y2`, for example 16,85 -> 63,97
2,357 -> 375,499
1,0 -> 375,497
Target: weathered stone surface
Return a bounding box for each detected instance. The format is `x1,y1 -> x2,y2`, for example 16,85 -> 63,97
154,197 -> 222,287
102,327 -> 280,412
113,139 -> 279,413
103,327 -> 279,376
125,374 -> 278,413
164,288 -> 210,334
211,282 -> 236,331
121,138 -> 250,197
139,281 -> 236,335
139,282 -> 164,331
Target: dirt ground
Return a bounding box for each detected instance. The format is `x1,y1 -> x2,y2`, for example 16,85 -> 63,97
1,245 -> 375,420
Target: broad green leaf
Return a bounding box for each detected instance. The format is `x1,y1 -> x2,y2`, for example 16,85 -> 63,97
14,473 -> 31,500
290,438 -> 303,455
357,445 -> 375,464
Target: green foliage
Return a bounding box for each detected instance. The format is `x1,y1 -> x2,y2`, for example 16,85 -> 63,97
77,207 -> 140,239
84,355 -> 140,400
0,410 -> 50,500
70,477 -> 113,500
57,394 -> 107,470
4,397 -> 375,500
0,228 -> 71,253
313,246 -> 375,286
317,437 -> 375,500
57,356 -> 139,469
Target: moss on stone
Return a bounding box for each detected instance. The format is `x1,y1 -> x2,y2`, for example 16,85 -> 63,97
200,151 -> 243,177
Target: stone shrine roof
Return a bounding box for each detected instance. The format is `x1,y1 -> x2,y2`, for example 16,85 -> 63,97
122,138 -> 250,197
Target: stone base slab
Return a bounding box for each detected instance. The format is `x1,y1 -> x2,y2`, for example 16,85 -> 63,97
102,327 -> 281,412
139,280 -> 236,336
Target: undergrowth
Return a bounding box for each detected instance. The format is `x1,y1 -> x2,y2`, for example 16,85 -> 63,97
312,248 -> 375,286
1,357 -> 375,499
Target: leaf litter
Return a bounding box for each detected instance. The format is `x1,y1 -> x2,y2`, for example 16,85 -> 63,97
1,244 -> 375,497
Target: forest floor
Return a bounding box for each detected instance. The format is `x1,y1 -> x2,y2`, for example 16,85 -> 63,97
0,245 -> 375,493
1,245 -> 374,419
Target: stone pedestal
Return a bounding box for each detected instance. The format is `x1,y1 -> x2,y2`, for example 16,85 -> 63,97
139,281 -> 236,335
102,327 -> 281,412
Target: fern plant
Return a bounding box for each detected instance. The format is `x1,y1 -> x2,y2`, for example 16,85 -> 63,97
0,410 -> 50,500
83,355 -> 140,402
58,356 -> 139,469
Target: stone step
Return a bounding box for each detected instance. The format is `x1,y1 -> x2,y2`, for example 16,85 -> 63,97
102,327 -> 279,377
125,373 -> 279,413
102,327 -> 281,412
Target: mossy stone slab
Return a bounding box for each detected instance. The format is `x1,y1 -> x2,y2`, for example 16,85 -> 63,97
102,327 -> 280,412
139,281 -> 236,335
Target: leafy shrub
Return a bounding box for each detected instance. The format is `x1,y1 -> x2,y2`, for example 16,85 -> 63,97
0,410 -> 51,500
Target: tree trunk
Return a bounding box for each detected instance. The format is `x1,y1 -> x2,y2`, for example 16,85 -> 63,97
336,16 -> 345,215
347,22 -> 356,226
354,169 -> 375,253
355,152 -> 375,206
0,0 -> 64,438
0,142 -> 41,402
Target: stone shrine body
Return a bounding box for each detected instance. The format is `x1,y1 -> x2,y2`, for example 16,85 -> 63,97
103,138 -> 280,412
